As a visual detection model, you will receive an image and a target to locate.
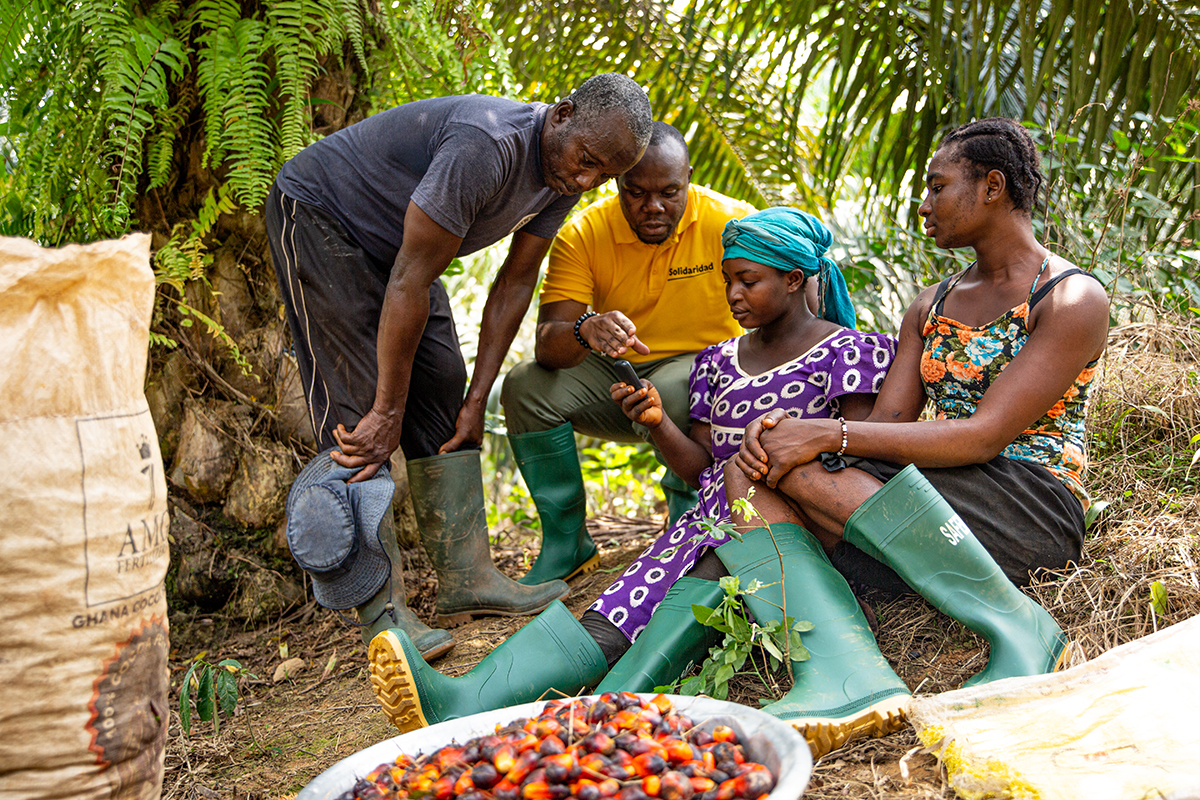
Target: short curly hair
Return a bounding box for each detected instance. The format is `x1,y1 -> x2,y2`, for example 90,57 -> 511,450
566,73 -> 653,151
940,118 -> 1044,214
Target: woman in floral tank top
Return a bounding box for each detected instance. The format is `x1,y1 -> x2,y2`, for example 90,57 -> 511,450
726,119 -> 1109,692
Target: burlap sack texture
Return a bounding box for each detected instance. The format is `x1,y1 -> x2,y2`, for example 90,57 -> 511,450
0,234 -> 170,800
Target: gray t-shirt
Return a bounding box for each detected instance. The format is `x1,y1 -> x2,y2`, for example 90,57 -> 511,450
275,95 -> 580,265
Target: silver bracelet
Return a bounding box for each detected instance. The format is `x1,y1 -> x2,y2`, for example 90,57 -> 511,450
835,417 -> 849,457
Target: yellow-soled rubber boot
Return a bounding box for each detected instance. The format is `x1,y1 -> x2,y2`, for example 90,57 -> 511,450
369,600 -> 608,733
717,524 -> 910,759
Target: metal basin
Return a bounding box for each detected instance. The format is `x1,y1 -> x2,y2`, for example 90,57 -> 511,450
298,694 -> 812,799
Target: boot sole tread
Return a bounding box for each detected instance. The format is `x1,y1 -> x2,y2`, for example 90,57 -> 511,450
792,695 -> 910,760
368,631 -> 429,733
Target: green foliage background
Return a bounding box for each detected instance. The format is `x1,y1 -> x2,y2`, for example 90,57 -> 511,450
3,0 -> 1197,326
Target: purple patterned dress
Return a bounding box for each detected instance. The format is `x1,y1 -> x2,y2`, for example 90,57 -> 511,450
589,329 -> 897,641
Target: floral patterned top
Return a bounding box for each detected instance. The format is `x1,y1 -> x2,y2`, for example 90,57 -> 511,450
919,258 -> 1100,507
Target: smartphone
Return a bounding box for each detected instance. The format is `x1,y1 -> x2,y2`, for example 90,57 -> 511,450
613,359 -> 641,387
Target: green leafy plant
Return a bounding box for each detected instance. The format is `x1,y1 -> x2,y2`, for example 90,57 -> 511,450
670,573 -> 812,703
180,654 -> 256,736
662,490 -> 813,703
1148,580 -> 1169,631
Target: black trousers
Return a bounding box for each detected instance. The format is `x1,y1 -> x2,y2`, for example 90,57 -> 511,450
265,183 -> 470,459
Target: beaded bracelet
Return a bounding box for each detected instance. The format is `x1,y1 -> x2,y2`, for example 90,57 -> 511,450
574,311 -> 597,349
835,417 -> 849,457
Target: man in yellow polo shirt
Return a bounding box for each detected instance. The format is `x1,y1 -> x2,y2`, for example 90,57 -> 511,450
500,121 -> 755,586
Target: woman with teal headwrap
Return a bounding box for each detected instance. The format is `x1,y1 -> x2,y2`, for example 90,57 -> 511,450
365,207 -> 901,759
720,206 -> 858,330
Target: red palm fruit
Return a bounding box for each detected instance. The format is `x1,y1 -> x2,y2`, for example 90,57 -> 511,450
690,728 -> 714,748
638,707 -> 663,728
664,739 -> 698,764
642,774 -> 662,797
531,717 -> 562,739
538,734 -> 566,756
629,736 -> 666,758
614,732 -> 640,752
582,731 -> 616,755
700,751 -> 716,772
579,752 -> 611,778
513,732 -> 541,753
458,793 -> 490,800
494,743 -> 517,774
632,753 -> 667,778
617,787 -> 650,800
436,745 -> 466,770
735,765 -> 775,797
659,771 -> 695,800
470,762 -> 501,790
590,698 -> 618,724
505,749 -> 541,784
492,778 -> 520,800
572,780 -> 602,800
649,694 -> 673,715
616,692 -> 643,709
454,772 -> 475,795
689,778 -> 715,794
394,754 -> 416,771
603,753 -> 634,781
597,779 -> 622,797
479,735 -> 504,762
708,743 -> 738,767
406,774 -> 433,796
541,753 -> 580,784
710,726 -> 737,744
430,775 -> 456,800
521,780 -> 554,800
611,709 -> 642,731
714,779 -> 738,800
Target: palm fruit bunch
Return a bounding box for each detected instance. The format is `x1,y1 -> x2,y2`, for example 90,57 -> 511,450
338,693 -> 777,800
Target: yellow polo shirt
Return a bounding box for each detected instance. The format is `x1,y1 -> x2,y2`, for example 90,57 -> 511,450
540,184 -> 755,363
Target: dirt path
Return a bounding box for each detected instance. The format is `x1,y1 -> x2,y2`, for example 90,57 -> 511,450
163,516 -> 957,799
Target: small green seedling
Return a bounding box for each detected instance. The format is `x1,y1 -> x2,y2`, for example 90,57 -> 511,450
180,656 -> 256,736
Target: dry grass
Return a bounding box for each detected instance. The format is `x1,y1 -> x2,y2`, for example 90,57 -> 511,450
1034,312 -> 1200,655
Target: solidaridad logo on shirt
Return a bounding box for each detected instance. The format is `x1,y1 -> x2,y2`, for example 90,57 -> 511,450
667,262 -> 715,281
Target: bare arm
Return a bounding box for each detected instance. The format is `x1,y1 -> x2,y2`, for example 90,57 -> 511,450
332,202 -> 462,481
439,229 -> 554,453
535,300 -> 651,368
745,275 -> 1109,487
612,380 -> 713,488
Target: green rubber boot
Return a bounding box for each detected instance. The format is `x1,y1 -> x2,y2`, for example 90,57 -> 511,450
356,513 -> 455,660
369,600 -> 608,732
407,451 -> 569,628
717,525 -> 910,759
843,464 -> 1066,687
593,577 -> 725,694
508,424 -> 600,585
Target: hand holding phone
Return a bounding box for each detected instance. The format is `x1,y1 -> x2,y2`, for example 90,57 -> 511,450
610,359 -> 664,427
613,359 -> 641,387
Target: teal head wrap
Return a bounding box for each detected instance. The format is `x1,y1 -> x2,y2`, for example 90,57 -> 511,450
721,207 -> 857,330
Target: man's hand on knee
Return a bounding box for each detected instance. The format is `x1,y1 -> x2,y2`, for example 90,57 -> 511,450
331,408 -> 403,483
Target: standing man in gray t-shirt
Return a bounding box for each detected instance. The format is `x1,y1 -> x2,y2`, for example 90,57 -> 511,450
266,74 -> 652,666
